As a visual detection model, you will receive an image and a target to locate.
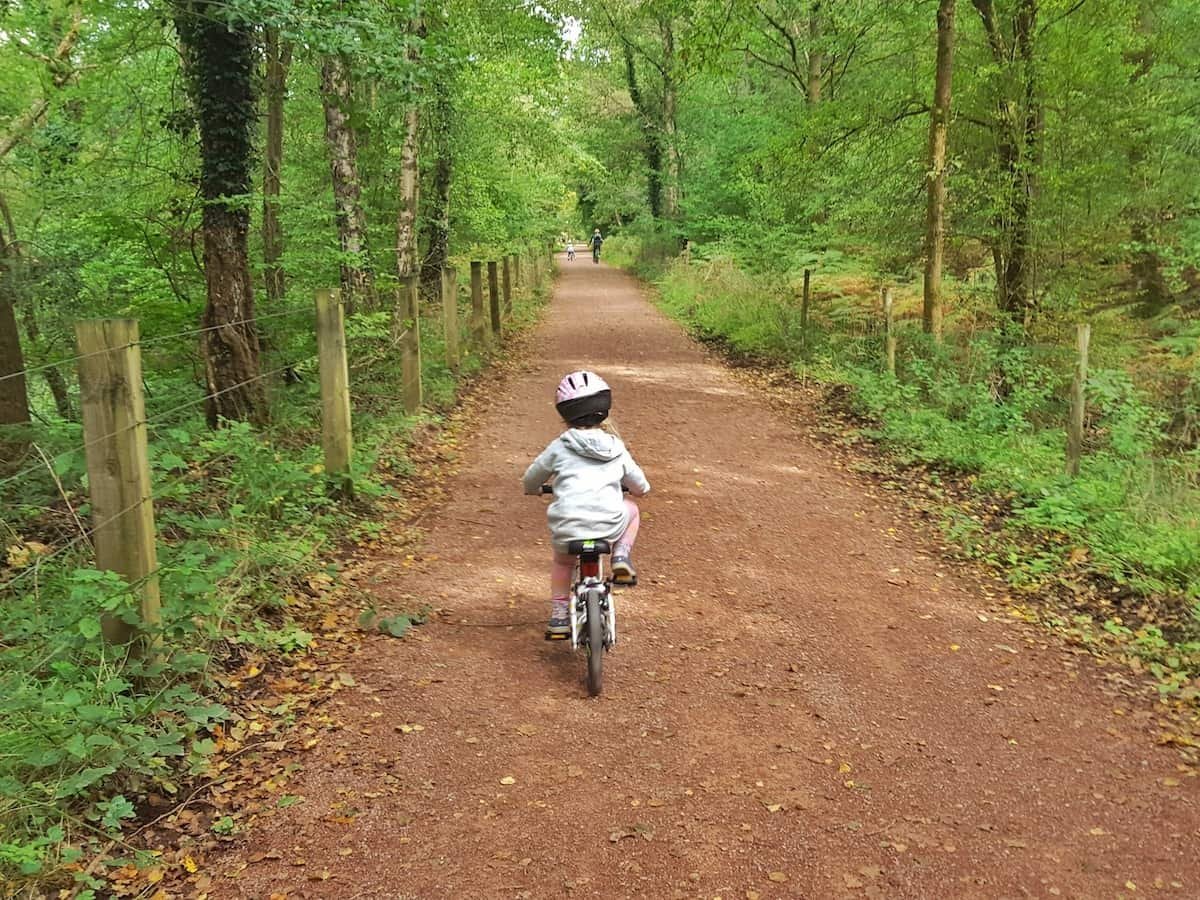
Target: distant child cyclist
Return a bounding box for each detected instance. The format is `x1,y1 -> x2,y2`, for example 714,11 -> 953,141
590,229 -> 603,263
566,240 -> 576,261
523,371 -> 650,636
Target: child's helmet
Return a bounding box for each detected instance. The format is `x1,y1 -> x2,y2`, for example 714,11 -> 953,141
555,370 -> 611,425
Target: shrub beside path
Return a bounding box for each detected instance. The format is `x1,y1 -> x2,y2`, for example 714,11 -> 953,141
211,259 -> 1198,898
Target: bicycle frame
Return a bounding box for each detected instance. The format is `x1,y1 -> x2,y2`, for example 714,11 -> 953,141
569,553 -> 616,650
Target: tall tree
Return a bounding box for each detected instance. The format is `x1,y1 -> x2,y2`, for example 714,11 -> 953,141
419,75 -> 453,301
660,16 -> 681,221
923,0 -> 956,338
971,0 -> 1041,324
0,1 -> 82,432
395,14 -> 426,283
806,3 -> 823,105
321,44 -> 377,312
262,26 -> 292,305
174,0 -> 266,427
621,39 -> 664,219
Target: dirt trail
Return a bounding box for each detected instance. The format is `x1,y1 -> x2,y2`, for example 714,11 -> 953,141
215,260 -> 1198,898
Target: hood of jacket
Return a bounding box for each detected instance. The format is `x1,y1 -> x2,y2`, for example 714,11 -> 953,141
559,428 -> 624,462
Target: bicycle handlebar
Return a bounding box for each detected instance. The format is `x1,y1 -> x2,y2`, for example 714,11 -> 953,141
540,484 -> 629,495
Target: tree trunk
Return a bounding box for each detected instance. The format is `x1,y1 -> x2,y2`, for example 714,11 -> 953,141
661,18 -> 681,222
321,52 -> 376,314
622,41 -> 664,219
262,27 -> 292,306
972,0 -> 1040,326
420,85 -> 453,303
0,294 -> 30,432
396,106 -> 420,280
174,0 -> 266,428
806,5 -> 823,105
922,0 -> 956,339
1125,4 -> 1169,316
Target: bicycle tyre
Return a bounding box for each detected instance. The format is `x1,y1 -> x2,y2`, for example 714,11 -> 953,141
585,591 -> 604,696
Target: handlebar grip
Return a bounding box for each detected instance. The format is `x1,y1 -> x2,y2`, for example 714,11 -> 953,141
541,485 -> 553,495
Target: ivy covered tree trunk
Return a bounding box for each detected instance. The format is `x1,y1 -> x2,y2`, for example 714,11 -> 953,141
622,40 -> 663,219
973,0 -> 1040,326
922,0 -> 956,339
174,0 -> 266,428
262,27 -> 292,306
321,52 -> 377,313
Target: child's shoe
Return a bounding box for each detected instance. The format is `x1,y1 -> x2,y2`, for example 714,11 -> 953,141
545,599 -> 570,639
611,553 -> 637,585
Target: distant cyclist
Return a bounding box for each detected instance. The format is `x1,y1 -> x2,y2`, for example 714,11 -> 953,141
566,240 -> 576,261
590,229 -> 603,263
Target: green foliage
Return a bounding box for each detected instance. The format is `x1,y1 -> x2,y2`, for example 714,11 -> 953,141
649,256 -> 1200,627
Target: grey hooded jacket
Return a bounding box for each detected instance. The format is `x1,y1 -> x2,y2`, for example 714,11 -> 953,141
522,428 -> 650,549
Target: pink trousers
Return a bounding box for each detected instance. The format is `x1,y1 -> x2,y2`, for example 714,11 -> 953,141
550,499 -> 640,599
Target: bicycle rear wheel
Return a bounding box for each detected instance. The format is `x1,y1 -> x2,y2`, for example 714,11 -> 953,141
585,591 -> 604,696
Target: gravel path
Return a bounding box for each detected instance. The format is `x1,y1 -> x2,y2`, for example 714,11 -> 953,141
211,258 -> 1198,899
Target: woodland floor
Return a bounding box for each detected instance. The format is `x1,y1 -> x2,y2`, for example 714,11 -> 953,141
206,258 -> 1198,899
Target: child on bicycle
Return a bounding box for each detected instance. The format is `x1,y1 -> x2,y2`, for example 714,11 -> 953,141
523,370 -> 650,636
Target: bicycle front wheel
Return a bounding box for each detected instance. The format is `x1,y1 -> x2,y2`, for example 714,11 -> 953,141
585,591 -> 604,696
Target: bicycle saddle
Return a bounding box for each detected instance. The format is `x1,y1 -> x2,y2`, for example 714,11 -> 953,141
567,539 -> 611,556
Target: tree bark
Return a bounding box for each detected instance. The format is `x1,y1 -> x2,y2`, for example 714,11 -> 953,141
806,4 -> 823,105
622,41 -> 664,219
262,27 -> 292,306
419,84 -> 453,303
0,295 -> 30,432
1124,4 -> 1169,315
971,0 -> 1040,326
922,0 -> 956,339
321,52 -> 377,313
395,15 -> 426,286
174,0 -> 266,428
661,18 -> 681,222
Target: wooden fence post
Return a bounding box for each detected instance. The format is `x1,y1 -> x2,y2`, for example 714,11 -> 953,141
75,318 -> 161,650
502,256 -> 513,315
315,289 -> 354,497
883,286 -> 897,377
487,260 -> 502,336
441,266 -> 460,372
1066,323 -> 1091,477
399,275 -> 422,414
469,260 -> 489,349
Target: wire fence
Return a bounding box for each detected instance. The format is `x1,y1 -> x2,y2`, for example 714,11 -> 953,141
2,249 -> 553,653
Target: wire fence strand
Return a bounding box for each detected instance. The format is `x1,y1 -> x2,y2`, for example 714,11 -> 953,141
0,304 -> 315,385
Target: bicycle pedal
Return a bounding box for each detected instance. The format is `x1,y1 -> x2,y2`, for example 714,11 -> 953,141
612,575 -> 638,587
544,630 -> 569,641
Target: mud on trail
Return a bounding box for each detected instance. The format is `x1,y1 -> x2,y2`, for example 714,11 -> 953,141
211,260 -> 1198,899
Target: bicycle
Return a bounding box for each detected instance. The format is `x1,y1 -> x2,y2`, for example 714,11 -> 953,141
539,484 -> 633,696
591,244 -> 601,264
566,246 -> 576,261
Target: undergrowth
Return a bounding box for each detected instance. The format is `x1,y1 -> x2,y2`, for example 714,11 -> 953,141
0,279 -> 545,894
630,241 -> 1200,687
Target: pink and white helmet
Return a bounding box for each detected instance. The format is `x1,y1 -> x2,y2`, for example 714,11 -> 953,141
555,370 -> 612,425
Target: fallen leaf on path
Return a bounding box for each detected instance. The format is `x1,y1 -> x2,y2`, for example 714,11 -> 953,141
768,871 -> 788,883
843,873 -> 865,888
1088,827 -> 1109,836
500,776 -> 516,785
515,724 -> 538,736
